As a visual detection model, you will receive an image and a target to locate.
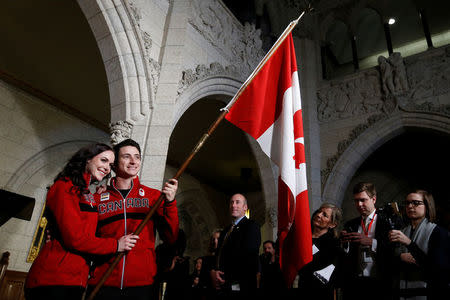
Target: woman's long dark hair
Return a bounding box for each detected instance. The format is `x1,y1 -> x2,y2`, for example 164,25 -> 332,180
54,143 -> 112,195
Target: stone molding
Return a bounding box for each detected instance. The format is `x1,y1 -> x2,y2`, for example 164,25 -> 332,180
127,0 -> 162,104
320,113 -> 388,187
77,0 -> 151,122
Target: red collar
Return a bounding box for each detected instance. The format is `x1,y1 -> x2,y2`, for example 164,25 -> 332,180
82,172 -> 92,188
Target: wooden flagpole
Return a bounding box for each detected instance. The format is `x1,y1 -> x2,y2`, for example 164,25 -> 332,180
86,10 -> 308,300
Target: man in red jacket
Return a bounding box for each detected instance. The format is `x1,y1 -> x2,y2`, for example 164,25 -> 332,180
88,139 -> 179,300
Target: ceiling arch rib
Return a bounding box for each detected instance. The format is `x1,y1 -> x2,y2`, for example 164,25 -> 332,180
77,0 -> 150,124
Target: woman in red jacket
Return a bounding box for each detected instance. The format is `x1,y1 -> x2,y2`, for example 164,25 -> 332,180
25,143 -> 139,300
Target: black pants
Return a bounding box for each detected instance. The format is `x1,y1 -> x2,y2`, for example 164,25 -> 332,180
25,286 -> 85,300
86,285 -> 153,300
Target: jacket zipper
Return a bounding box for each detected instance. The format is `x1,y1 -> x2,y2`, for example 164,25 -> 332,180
113,180 -> 133,290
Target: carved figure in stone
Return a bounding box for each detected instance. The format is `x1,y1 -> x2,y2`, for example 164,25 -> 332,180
390,52 -> 408,92
378,53 -> 409,95
110,120 -> 133,145
317,89 -> 335,121
378,56 -> 395,95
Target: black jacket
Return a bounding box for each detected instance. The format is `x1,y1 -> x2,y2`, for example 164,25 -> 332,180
298,230 -> 343,288
216,217 -> 261,291
343,210 -> 396,282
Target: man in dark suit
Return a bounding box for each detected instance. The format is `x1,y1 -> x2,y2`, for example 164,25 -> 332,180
340,182 -> 396,300
211,193 -> 261,299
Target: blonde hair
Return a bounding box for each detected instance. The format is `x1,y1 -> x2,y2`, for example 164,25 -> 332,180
312,203 -> 342,238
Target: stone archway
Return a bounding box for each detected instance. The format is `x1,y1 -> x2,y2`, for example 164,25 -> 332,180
173,75 -> 277,238
77,0 -> 151,123
322,111 -> 450,207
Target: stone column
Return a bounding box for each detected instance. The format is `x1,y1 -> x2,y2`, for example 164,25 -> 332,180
140,0 -> 190,189
294,35 -> 322,212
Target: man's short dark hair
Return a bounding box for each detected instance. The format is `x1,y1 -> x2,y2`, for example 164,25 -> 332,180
353,182 -> 376,198
113,139 -> 141,165
263,240 -> 275,248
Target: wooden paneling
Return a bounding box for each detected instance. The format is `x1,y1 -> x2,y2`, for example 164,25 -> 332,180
0,270 -> 26,300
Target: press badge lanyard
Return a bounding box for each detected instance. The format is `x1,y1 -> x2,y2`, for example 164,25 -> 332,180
361,214 -> 376,236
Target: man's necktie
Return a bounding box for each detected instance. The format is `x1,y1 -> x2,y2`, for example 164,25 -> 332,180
216,224 -> 235,270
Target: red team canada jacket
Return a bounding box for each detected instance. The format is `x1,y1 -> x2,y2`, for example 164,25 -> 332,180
26,173 -> 118,289
88,176 -> 179,288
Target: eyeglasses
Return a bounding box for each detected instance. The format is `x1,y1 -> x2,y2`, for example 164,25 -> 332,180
405,200 -> 425,207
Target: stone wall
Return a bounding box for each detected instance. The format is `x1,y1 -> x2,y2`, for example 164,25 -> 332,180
0,79 -> 109,272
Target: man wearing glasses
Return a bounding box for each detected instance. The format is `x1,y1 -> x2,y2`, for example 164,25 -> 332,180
340,182 -> 397,300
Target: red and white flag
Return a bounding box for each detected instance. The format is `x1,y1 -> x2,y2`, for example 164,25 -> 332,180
225,32 -> 312,286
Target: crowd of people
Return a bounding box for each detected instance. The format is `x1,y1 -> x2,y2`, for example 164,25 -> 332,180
149,183 -> 450,300
23,139 -> 449,300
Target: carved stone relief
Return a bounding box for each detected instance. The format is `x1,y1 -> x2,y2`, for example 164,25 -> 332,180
189,0 -> 264,76
128,0 -> 142,26
127,0 -> 161,98
319,48 -> 450,187
399,46 -> 450,116
267,206 -> 278,227
317,69 -> 387,122
110,120 -> 134,145
177,62 -> 241,95
149,58 -> 161,100
142,31 -> 152,56
378,53 -> 409,96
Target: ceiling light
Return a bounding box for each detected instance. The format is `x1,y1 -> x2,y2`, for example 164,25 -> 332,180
388,18 -> 396,25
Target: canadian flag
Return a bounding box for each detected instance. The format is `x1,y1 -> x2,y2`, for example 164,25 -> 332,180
225,32 -> 312,286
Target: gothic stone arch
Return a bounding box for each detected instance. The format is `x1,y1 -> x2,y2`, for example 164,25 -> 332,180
174,75 -> 277,234
322,111 -> 450,207
77,0 -> 151,124
3,140 -> 96,266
